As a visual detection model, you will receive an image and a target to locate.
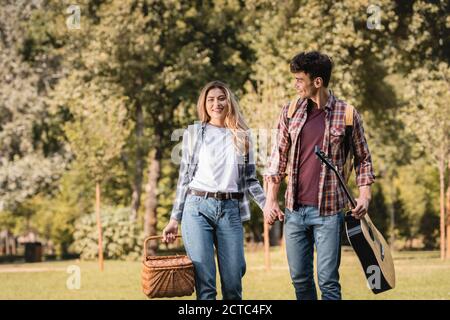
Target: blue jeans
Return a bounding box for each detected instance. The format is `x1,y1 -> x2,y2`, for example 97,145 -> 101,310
181,194 -> 246,300
284,205 -> 344,300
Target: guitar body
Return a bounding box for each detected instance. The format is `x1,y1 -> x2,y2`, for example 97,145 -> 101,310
314,145 -> 395,294
345,211 -> 396,294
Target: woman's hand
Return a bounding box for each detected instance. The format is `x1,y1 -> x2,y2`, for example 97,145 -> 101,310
162,219 -> 179,243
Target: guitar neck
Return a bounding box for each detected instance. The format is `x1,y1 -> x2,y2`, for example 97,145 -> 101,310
315,145 -> 357,209
334,168 -> 357,209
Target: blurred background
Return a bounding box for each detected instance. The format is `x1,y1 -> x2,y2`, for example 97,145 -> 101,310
0,0 -> 449,299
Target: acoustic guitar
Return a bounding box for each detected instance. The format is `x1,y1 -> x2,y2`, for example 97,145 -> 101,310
314,146 -> 395,294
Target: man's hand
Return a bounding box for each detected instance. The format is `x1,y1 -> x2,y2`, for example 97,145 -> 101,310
263,199 -> 284,225
162,219 -> 179,243
263,177 -> 284,224
351,185 -> 371,219
351,196 -> 370,219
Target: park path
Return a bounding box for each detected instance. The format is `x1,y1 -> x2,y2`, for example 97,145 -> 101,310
0,263 -> 67,273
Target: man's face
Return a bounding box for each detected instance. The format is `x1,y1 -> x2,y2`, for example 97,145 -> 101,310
293,72 -> 318,99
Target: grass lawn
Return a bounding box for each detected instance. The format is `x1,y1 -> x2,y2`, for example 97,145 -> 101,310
1,247 -> 449,300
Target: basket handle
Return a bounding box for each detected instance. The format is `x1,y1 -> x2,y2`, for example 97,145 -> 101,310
143,235 -> 182,259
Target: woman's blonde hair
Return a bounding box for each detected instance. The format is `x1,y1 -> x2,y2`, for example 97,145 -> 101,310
197,80 -> 250,156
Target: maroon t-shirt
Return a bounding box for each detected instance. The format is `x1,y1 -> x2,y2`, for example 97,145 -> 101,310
296,103 -> 326,207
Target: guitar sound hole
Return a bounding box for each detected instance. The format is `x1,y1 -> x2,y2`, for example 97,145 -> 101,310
368,226 -> 375,242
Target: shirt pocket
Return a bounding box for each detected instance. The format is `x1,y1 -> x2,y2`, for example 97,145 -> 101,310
329,126 -> 346,164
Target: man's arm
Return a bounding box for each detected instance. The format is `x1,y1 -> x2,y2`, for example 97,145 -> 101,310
263,103 -> 291,223
351,109 -> 376,219
264,103 -> 291,183
265,180 -> 284,223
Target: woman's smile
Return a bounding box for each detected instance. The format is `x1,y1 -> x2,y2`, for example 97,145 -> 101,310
212,107 -> 224,114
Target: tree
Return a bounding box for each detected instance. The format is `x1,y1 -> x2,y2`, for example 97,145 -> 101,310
240,0 -> 400,240
369,184 -> 390,238
419,197 -> 440,249
401,64 -> 450,258
51,74 -> 131,269
26,0 -> 255,256
392,190 -> 410,247
0,1 -> 68,214
390,0 -> 449,258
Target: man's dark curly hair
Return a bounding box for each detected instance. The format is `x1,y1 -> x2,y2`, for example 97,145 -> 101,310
290,51 -> 333,87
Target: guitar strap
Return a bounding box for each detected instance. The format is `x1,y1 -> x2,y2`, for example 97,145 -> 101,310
287,97 -> 301,119
343,104 -> 354,184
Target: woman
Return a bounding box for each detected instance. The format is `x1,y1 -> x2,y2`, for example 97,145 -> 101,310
163,81 -> 266,300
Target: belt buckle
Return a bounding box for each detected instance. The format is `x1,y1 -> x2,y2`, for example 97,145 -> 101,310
214,191 -> 221,199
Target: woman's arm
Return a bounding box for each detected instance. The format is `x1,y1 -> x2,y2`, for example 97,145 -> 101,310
170,128 -> 191,222
244,133 -> 266,210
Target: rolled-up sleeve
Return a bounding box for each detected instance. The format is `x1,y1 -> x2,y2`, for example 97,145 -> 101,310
352,110 -> 376,187
170,128 -> 190,221
264,103 -> 291,184
245,132 -> 266,210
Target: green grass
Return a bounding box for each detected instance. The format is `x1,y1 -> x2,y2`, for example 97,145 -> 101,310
1,248 -> 449,300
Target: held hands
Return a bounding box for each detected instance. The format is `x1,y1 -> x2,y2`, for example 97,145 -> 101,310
263,200 -> 284,225
162,218 -> 179,243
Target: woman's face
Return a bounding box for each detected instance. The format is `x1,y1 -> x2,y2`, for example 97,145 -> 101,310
205,87 -> 228,122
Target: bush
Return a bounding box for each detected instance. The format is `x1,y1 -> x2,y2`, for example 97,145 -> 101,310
419,200 -> 440,250
72,206 -> 143,261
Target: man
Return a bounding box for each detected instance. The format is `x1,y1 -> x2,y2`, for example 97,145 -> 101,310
263,51 -> 375,300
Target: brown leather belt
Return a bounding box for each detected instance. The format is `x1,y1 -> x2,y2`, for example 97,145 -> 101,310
187,188 -> 244,200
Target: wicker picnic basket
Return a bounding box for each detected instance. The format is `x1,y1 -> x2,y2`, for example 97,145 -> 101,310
141,235 -> 195,298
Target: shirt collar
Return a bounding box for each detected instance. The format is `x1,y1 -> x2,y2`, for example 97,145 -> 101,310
324,89 -> 335,111
293,89 -> 337,116
303,89 -> 335,112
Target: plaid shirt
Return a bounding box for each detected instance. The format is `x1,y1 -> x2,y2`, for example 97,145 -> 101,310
264,92 -> 375,216
171,121 -> 266,222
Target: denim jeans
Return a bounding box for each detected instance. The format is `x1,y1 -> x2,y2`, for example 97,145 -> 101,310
181,194 -> 246,300
284,205 -> 344,300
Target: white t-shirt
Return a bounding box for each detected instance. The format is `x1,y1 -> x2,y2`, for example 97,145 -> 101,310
188,123 -> 239,192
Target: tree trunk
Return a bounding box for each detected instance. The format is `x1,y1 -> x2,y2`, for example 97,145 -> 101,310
144,146 -> 161,256
11,234 -> 16,255
446,158 -> 450,259
439,153 -> 446,260
250,225 -> 262,242
96,181 -> 104,271
5,233 -> 10,256
263,180 -> 271,271
389,181 -> 396,250
130,102 -> 144,222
